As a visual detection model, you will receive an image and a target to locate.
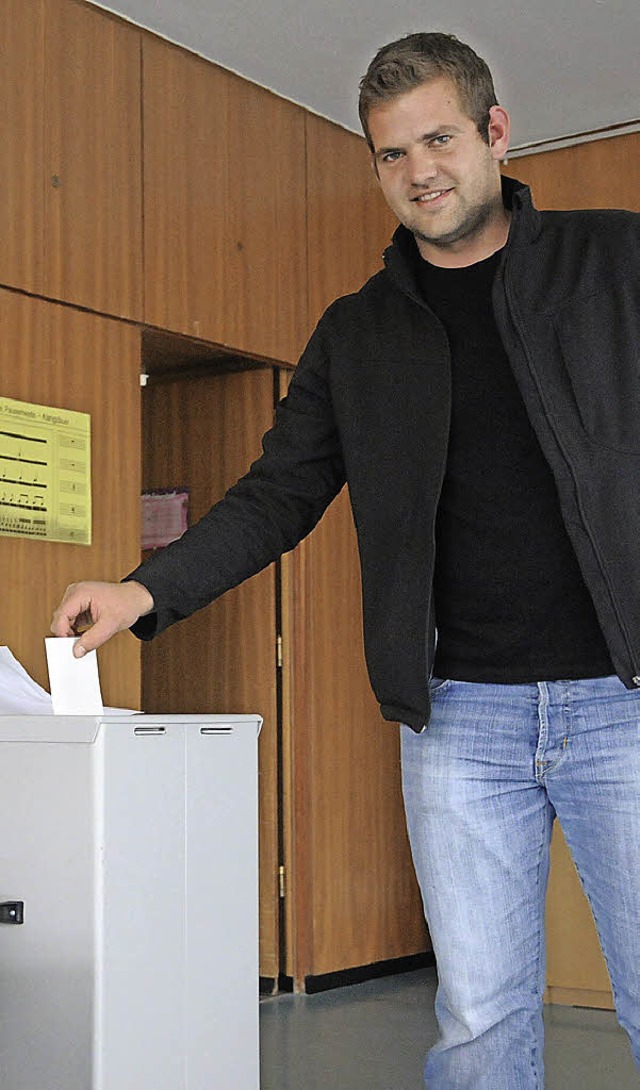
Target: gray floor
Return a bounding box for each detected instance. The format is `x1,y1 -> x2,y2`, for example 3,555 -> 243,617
260,968 -> 639,1089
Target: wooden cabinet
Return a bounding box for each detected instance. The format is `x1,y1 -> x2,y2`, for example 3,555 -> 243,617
0,288 -> 141,709
226,76 -> 307,363
0,0 -> 143,318
142,38 -> 229,344
143,41 -> 307,364
44,0 -> 143,318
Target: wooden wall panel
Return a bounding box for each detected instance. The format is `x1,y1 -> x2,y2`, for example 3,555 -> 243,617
0,0 -> 45,295
142,37 -> 229,342
0,288 -> 141,709
504,132 -> 639,212
226,77 -> 308,364
140,367 -> 280,979
305,114 -> 397,328
506,133 -> 639,1009
144,45 -> 308,365
44,0 -> 143,319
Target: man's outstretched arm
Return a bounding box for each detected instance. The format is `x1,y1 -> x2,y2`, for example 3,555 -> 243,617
50,313 -> 345,657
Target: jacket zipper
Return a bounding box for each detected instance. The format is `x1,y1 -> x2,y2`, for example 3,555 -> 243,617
400,285 -> 453,723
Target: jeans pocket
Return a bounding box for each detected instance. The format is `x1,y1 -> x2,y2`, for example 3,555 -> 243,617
429,676 -> 451,694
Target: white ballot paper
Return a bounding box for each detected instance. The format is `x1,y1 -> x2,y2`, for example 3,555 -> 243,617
45,637 -> 104,714
0,646 -> 53,714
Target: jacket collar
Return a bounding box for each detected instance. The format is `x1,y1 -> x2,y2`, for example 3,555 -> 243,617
382,175 -> 540,300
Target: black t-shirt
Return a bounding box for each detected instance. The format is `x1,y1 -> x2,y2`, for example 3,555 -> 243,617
417,249 -> 613,683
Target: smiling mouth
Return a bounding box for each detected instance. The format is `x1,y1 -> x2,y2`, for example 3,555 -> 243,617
412,189 -> 453,204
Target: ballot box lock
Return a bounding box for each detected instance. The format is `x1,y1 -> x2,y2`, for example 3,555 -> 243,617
0,901 -> 24,925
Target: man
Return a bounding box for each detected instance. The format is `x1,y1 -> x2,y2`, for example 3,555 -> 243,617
52,33 -> 640,1089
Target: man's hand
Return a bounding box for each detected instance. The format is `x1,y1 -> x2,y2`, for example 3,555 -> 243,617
50,581 -> 155,658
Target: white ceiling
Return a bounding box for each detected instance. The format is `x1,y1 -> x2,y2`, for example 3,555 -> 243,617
92,0 -> 639,150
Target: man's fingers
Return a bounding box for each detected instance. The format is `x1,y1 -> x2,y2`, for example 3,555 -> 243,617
50,583 -> 92,636
72,618 -> 119,657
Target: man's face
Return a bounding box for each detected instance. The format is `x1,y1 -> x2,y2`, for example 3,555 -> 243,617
367,77 -> 510,264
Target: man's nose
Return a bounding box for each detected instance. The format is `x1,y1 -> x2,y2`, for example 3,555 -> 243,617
407,147 -> 438,186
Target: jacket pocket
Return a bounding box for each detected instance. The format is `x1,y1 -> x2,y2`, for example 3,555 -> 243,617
553,287 -> 640,453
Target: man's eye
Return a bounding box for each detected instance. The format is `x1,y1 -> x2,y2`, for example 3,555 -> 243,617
381,151 -> 402,163
432,135 -> 451,147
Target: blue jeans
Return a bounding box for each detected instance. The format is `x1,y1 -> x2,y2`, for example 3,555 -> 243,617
401,675 -> 640,1089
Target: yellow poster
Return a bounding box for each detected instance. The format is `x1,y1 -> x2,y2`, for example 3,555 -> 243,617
0,396 -> 91,545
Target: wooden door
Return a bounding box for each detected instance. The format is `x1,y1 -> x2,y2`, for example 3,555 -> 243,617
0,288 -> 141,708
43,0 -> 143,319
504,132 -> 640,1008
140,364 -> 281,980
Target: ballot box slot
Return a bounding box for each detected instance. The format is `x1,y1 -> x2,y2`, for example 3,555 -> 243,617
200,726 -> 233,735
133,726 -> 166,736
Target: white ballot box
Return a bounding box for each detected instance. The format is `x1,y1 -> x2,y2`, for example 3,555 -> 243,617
0,713 -> 262,1090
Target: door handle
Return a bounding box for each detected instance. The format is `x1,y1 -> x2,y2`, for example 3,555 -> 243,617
0,901 -> 24,925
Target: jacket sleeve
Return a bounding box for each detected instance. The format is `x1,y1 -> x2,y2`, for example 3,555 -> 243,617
125,317 -> 346,639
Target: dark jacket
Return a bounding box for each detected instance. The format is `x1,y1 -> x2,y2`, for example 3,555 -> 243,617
129,176 -> 640,731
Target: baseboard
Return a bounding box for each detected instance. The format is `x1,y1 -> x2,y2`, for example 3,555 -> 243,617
304,951 -> 435,995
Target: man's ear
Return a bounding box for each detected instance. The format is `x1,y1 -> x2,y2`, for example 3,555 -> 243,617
487,105 -> 511,161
